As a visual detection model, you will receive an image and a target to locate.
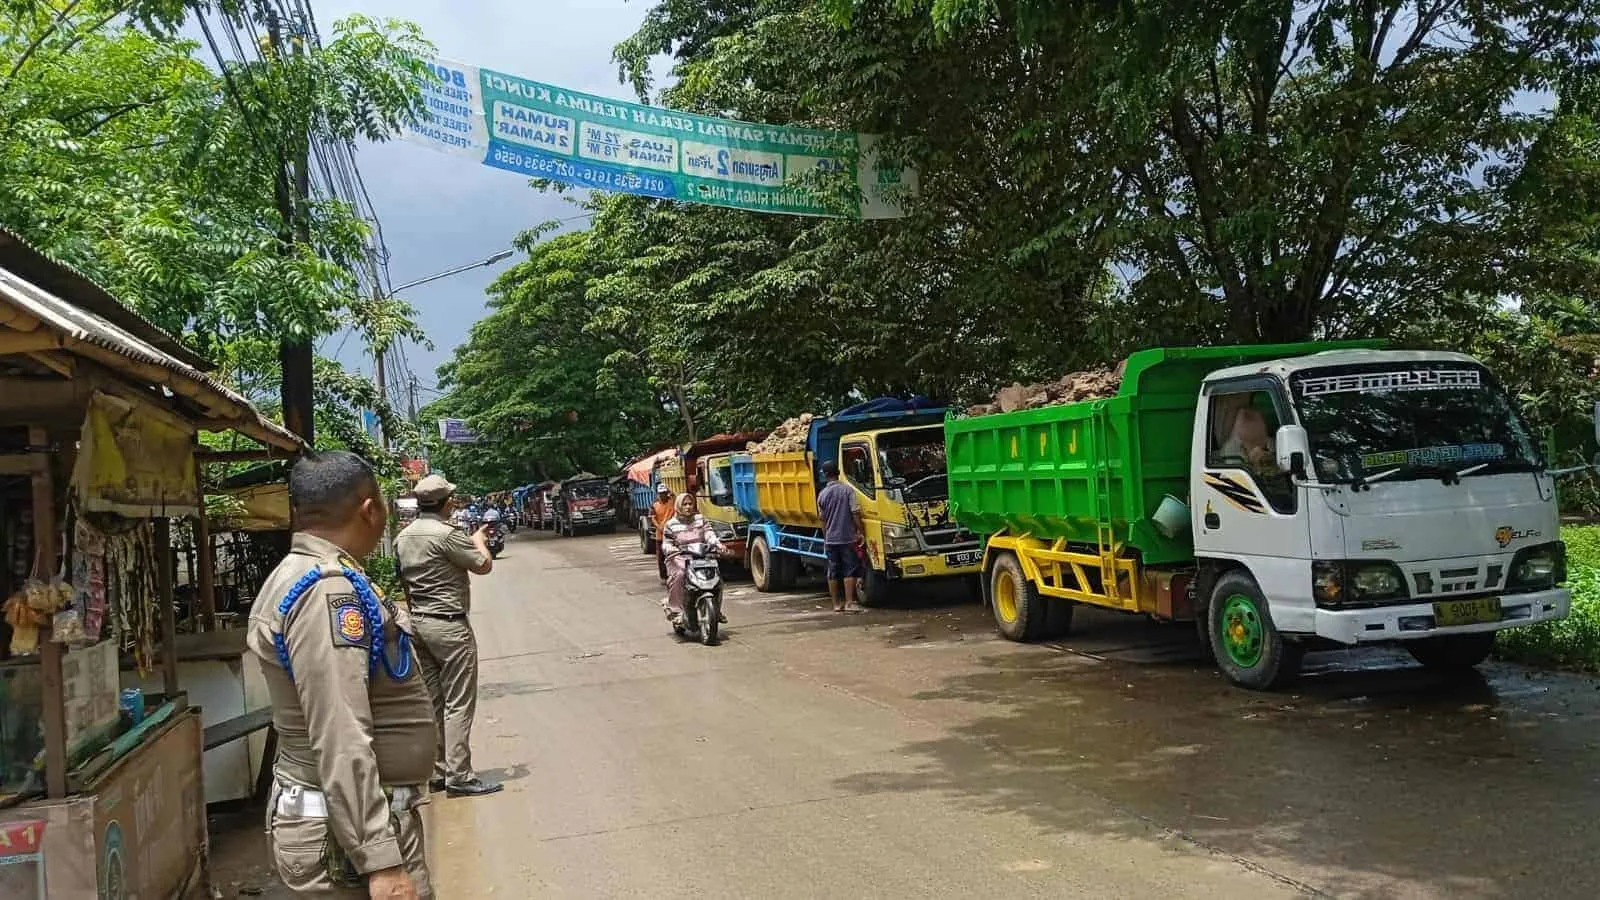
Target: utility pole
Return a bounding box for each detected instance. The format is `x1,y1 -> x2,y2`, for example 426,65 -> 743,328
267,10 -> 316,445
365,250 -> 389,449
407,375 -> 419,423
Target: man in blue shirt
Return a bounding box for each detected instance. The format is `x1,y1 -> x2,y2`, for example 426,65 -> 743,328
816,460 -> 865,613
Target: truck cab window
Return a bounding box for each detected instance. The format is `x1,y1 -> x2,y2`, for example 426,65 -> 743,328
842,444 -> 875,498
1205,389 -> 1294,513
706,461 -> 735,508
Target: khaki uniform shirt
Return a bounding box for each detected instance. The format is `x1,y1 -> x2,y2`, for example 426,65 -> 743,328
395,513 -> 487,616
246,533 -> 435,874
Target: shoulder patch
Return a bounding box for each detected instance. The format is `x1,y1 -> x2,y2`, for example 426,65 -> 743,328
328,594 -> 371,648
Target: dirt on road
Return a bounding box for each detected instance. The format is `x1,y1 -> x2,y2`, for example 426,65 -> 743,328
212,529 -> 1600,899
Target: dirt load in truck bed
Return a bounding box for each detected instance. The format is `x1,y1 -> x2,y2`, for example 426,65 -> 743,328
964,361 -> 1126,417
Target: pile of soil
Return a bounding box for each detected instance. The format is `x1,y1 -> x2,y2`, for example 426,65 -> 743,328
747,413 -> 815,453
964,361 -> 1125,417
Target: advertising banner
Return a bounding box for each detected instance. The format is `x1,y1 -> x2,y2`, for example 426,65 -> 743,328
438,418 -> 481,444
403,59 -> 916,219
72,392 -> 199,518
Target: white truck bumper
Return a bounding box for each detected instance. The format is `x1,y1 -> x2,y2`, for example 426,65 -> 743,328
1313,587 -> 1570,645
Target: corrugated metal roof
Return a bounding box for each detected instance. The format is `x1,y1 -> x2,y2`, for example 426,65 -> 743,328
0,227 -> 214,371
0,260 -> 303,452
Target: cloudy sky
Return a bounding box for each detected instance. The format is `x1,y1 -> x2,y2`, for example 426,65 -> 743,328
310,0 -> 661,395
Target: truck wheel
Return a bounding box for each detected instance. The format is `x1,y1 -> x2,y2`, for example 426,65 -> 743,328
1406,633 -> 1494,671
640,522 -> 656,555
1208,571 -> 1302,690
773,550 -> 798,591
750,535 -> 778,592
964,574 -> 985,604
860,568 -> 895,608
1042,597 -> 1075,639
989,553 -> 1047,642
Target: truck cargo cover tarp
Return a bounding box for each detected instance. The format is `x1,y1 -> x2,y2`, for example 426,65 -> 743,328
626,448 -> 677,484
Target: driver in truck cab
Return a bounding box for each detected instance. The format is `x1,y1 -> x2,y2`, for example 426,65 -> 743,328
1219,405 -> 1276,473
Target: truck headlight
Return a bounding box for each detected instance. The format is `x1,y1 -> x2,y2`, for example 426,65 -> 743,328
1509,542 -> 1565,590
713,522 -> 736,540
1312,560 -> 1408,608
882,523 -> 920,556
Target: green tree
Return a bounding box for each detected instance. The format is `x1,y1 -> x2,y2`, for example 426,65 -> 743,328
0,3 -> 432,449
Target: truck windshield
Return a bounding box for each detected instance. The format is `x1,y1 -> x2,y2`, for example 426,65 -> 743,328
706,462 -> 735,506
1290,362 -> 1541,483
878,428 -> 949,500
567,481 -> 609,500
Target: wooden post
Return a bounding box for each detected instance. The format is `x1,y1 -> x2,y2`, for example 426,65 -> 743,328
194,457 -> 216,632
154,518 -> 180,702
29,425 -> 67,799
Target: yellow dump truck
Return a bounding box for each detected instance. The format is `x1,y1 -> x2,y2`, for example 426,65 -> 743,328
731,398 -> 982,604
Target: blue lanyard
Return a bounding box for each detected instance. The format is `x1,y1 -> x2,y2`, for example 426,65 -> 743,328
273,564 -> 414,684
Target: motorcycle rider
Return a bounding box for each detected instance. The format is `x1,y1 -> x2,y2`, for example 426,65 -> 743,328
659,493 -> 731,626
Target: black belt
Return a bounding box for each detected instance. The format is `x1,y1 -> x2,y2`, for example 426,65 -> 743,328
411,611 -> 467,621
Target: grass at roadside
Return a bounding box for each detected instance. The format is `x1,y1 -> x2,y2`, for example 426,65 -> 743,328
1494,526 -> 1600,670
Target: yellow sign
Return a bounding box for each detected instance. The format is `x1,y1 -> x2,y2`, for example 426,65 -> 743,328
73,392 -> 199,517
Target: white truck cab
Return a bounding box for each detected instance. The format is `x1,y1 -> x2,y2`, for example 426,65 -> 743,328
1191,349 -> 1572,687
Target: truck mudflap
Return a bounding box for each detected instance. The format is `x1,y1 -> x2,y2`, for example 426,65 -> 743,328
1312,587 -> 1570,645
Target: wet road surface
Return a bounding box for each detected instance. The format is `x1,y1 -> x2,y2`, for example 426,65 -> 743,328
219,528 -> 1600,898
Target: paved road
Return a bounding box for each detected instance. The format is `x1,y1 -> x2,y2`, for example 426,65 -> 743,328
222,528 -> 1600,898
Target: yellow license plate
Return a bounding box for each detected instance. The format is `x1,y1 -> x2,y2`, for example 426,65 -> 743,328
1433,597 -> 1502,627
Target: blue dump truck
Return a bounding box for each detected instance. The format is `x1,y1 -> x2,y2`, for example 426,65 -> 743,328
731,398 -> 984,605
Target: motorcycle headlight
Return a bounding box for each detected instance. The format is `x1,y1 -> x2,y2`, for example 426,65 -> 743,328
1509,542 -> 1565,590
882,523 -> 921,556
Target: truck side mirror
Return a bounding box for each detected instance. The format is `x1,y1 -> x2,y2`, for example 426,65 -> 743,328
1276,424 -> 1310,480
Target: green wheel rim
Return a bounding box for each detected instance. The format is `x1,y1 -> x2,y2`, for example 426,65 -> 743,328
1220,593 -> 1265,668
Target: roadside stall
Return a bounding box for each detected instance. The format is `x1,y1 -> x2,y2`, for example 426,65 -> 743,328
0,230 -> 301,898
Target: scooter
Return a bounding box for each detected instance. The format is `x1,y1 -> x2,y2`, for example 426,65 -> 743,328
670,542 -> 724,646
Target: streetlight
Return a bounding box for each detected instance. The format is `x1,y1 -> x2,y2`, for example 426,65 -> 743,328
390,249 -> 514,293
369,249 -> 514,446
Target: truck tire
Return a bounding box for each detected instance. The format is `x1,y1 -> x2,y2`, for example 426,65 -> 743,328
1405,633 -> 1494,671
988,553 -> 1047,642
640,520 -> 656,555
1042,596 -> 1075,639
860,568 -> 895,607
773,550 -> 798,591
750,535 -> 778,592
1208,570 -> 1302,690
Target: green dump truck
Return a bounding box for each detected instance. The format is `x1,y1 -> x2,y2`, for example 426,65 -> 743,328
947,343 -> 1575,689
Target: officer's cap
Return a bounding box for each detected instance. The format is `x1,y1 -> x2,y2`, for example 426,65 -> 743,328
414,474 -> 457,503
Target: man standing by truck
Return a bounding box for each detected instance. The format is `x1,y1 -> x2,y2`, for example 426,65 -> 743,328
817,461 -> 866,613
653,483 -> 675,582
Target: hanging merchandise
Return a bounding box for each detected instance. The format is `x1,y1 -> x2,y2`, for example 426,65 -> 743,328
72,517 -> 108,642
96,519 -> 159,672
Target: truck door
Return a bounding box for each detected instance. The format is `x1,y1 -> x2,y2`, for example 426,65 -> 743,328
1193,378 -> 1311,573
841,441 -> 882,567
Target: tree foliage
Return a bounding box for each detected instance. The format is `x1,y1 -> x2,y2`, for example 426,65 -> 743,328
0,3 -> 433,467
437,0 -> 1600,507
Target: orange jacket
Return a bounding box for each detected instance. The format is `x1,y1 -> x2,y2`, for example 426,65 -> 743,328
653,498 -> 675,539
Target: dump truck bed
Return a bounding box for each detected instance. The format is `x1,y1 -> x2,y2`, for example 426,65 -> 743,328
946,342 -> 1380,566
732,451 -> 820,527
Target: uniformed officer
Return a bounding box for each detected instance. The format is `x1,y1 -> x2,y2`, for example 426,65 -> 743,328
246,451 -> 435,899
396,474 -> 502,797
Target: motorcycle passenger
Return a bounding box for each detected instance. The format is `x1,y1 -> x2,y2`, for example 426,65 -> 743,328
660,493 -> 729,626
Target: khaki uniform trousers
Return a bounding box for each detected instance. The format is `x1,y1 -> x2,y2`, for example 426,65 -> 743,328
412,614 -> 480,785
267,782 -> 432,898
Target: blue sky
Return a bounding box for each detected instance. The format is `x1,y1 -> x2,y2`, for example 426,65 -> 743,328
309,0 -> 662,394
